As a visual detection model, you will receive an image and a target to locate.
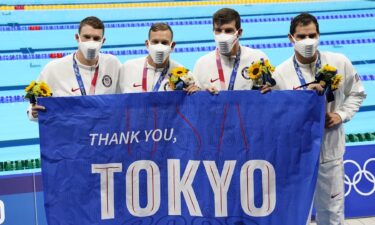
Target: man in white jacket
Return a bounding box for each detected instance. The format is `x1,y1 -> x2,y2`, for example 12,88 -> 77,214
28,16 -> 121,120
119,22 -> 197,93
193,8 -> 271,93
273,13 -> 366,225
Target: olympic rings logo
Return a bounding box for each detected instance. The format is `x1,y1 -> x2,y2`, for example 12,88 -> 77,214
344,158 -> 375,196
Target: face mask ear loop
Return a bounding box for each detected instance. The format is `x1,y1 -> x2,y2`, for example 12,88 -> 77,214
79,34 -> 88,43
233,30 -> 240,43
290,34 -> 297,43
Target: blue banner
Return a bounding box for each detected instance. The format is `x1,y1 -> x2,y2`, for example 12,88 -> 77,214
38,91 -> 325,225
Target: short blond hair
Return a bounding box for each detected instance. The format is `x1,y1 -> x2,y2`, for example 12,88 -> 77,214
148,23 -> 173,40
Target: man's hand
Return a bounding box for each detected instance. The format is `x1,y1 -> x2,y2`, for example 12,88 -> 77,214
184,85 -> 200,95
307,83 -> 324,93
31,104 -> 46,119
206,86 -> 219,95
325,112 -> 342,128
260,84 -> 272,94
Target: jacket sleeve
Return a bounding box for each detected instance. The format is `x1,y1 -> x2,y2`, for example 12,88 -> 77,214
271,69 -> 283,90
113,56 -> 122,94
26,70 -> 45,122
192,60 -> 204,89
335,57 -> 366,123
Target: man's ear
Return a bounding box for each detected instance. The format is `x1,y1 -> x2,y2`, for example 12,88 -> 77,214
102,37 -> 106,45
171,41 -> 176,49
237,28 -> 243,37
145,39 -> 149,48
75,34 -> 80,43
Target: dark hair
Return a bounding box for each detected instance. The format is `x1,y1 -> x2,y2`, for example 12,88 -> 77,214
148,22 -> 173,40
290,13 -> 319,35
213,8 -> 241,30
79,16 -> 105,35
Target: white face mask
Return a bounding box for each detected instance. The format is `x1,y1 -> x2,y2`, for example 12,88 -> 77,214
214,31 -> 239,55
78,37 -> 103,61
291,35 -> 319,58
147,42 -> 172,65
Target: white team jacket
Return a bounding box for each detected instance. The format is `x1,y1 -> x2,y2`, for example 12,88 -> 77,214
273,51 -> 366,162
27,52 -> 121,120
119,56 -> 189,93
193,45 -> 269,90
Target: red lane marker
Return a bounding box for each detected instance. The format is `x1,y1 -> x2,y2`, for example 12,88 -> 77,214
15,5 -> 25,10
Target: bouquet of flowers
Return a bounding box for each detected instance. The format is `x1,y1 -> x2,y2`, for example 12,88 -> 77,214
168,67 -> 194,90
316,64 -> 343,102
316,64 -> 343,90
248,58 -> 276,89
295,64 -> 343,102
24,81 -> 52,104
